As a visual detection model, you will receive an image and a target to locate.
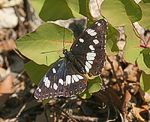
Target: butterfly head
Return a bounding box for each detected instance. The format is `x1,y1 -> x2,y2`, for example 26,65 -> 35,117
63,48 -> 68,53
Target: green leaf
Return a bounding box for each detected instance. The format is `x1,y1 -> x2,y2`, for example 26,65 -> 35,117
101,0 -> 143,64
124,25 -> 142,64
78,0 -> 93,22
30,0 -> 45,14
139,1 -> 150,28
101,0 -> 130,25
143,0 -> 150,3
39,0 -> 84,21
101,0 -> 142,24
106,24 -> 119,54
24,61 -> 49,84
16,22 -> 73,65
79,89 -> 92,99
140,71 -> 150,93
80,76 -> 102,99
88,77 -> 102,94
137,49 -> 150,74
120,0 -> 142,22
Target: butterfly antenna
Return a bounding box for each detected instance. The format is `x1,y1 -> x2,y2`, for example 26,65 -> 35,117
63,28 -> 66,50
41,50 -> 63,54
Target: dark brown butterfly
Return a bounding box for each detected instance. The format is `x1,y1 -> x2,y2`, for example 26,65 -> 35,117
34,19 -> 108,100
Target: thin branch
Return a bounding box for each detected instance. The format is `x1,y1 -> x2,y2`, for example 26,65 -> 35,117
16,104 -> 26,118
55,105 -> 78,122
44,106 -> 49,122
106,56 -> 118,80
72,115 -> 99,121
131,22 -> 147,47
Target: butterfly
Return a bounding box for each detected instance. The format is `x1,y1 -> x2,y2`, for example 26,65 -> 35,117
34,19 -> 108,100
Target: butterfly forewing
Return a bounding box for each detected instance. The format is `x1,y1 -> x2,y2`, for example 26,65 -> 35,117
70,19 -> 107,76
34,58 -> 87,100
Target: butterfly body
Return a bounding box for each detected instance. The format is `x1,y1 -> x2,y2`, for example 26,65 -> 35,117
34,19 -> 108,100
63,49 -> 86,74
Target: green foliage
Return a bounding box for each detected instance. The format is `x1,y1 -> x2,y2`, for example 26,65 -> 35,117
80,77 -> 102,99
101,0 -> 150,92
101,0 -> 130,25
137,49 -> 150,74
139,1 -> 150,28
101,0 -> 142,63
39,0 -> 92,21
140,71 -> 150,93
120,0 -> 142,22
25,61 -> 49,85
17,23 -> 73,65
30,0 -> 45,14
106,24 -> 119,54
17,0 -> 150,98
124,25 -> 142,63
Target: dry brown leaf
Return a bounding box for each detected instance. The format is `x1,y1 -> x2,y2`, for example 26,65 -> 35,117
124,64 -> 140,82
0,74 -> 15,94
132,104 -> 146,122
0,39 -> 16,52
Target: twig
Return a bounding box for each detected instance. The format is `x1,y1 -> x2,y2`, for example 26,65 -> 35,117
106,56 -> 123,93
23,0 -> 32,21
44,106 -> 49,122
106,56 -> 118,80
55,105 -> 78,122
131,22 -> 148,48
72,115 -> 99,121
106,106 -> 119,122
16,103 -> 26,118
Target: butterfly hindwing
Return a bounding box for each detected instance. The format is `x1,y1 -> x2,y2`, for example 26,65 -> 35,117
70,19 -> 107,76
34,58 -> 87,100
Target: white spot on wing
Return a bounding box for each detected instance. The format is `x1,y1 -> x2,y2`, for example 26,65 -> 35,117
86,29 -> 97,36
93,39 -> 99,44
53,83 -> 58,90
86,55 -> 95,60
37,87 -> 41,92
52,68 -> 56,73
89,45 -> 95,50
66,75 -> 71,85
72,77 -> 75,83
86,61 -> 92,69
43,76 -> 50,88
97,23 -> 101,26
72,75 -> 79,82
87,52 -> 96,57
79,38 -> 84,43
59,79 -> 63,85
76,75 -> 83,79
85,65 -> 89,73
